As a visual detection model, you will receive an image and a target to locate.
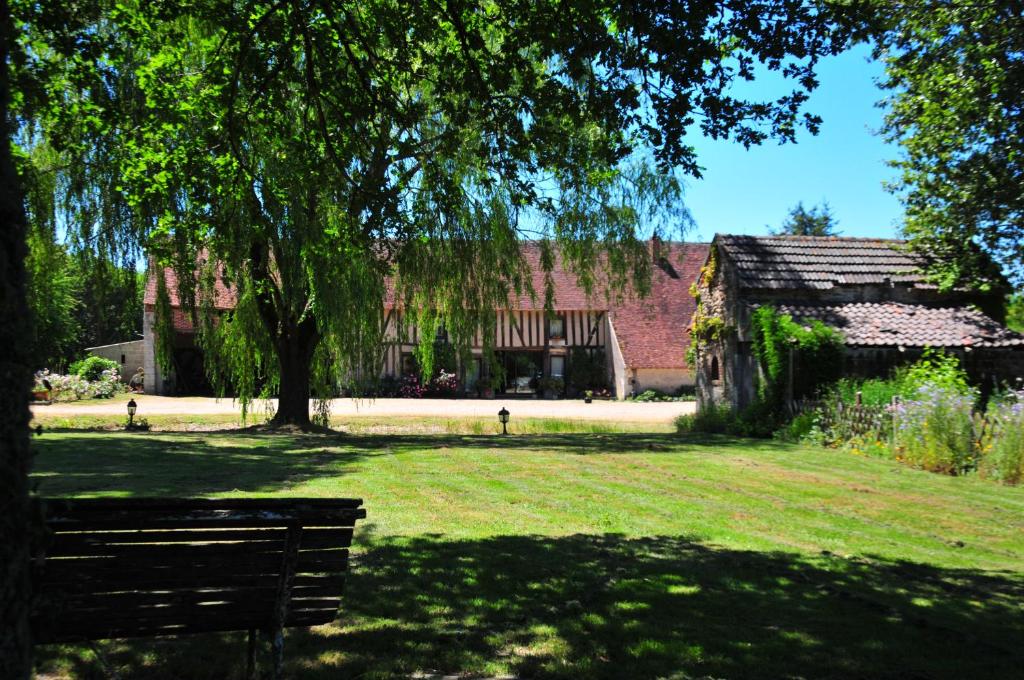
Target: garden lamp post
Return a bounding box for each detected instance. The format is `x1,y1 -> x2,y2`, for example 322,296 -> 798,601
498,407 -> 510,435
127,398 -> 137,427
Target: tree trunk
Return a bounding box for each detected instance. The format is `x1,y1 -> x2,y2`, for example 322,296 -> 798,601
0,1 -> 36,676
270,318 -> 318,429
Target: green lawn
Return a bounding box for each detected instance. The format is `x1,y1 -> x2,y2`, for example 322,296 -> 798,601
31,428 -> 1024,679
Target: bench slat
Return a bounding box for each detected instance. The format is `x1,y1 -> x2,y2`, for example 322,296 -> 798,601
31,498 -> 363,647
45,528 -> 353,556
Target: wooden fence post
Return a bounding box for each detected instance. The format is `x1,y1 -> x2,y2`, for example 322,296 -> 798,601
891,395 -> 900,452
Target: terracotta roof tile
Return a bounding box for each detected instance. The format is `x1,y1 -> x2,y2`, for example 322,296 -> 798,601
144,241 -> 710,370
610,243 -> 709,369
776,302 -> 1024,348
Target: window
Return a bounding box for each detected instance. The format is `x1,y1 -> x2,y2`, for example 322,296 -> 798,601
120,354 -> 126,364
550,355 -> 565,378
401,353 -> 416,376
548,315 -> 565,339
466,357 -> 482,388
710,356 -> 720,382
435,324 -> 448,342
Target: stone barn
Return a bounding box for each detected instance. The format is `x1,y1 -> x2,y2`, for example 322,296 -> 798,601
692,235 -> 1024,411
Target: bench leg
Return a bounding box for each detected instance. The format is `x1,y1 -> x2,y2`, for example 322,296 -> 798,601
271,626 -> 284,680
247,628 -> 258,680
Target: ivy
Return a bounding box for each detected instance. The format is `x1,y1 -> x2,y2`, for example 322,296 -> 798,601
750,305 -> 844,409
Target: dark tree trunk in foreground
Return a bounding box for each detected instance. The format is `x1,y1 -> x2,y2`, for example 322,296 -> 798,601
0,2 -> 36,676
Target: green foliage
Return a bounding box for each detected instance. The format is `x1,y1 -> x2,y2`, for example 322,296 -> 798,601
895,384 -> 977,475
675,401 -> 777,437
630,388 -> 695,402
750,305 -> 844,409
774,411 -> 818,443
771,201 -> 839,237
69,355 -> 119,382
877,1 -> 1024,287
25,228 -> 81,370
1005,293 -> 1024,333
675,405 -> 734,435
895,348 -> 971,399
567,348 -> 607,393
14,0 -> 873,425
802,351 -> 1024,484
831,377 -> 902,407
978,395 -> 1024,484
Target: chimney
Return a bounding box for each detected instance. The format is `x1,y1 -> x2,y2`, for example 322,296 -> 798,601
651,235 -> 662,262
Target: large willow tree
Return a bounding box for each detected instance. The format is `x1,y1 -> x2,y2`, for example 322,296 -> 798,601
19,0 -> 870,429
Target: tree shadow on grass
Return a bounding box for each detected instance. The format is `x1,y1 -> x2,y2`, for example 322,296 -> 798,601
29,432 -> 372,497
30,431 -> 779,499
36,532 -> 1024,679
340,431 -> 778,456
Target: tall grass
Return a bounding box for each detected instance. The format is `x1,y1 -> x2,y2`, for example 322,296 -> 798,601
894,384 -> 976,475
978,395 -> 1024,484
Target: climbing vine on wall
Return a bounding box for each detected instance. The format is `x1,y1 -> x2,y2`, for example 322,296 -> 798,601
750,305 -> 844,407
686,244 -> 727,366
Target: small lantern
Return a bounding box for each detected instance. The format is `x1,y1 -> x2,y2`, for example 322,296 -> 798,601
127,398 -> 138,427
498,407 -> 510,435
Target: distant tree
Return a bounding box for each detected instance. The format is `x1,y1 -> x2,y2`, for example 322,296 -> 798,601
25,229 -> 81,370
74,255 -> 143,353
772,201 -> 839,237
876,1 -> 1024,289
1007,294 -> 1024,334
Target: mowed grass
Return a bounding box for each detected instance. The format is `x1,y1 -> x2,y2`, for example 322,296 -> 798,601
31,411 -> 671,434
30,427 -> 1024,679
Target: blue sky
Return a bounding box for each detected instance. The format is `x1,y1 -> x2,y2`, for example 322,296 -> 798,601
682,45 -> 904,242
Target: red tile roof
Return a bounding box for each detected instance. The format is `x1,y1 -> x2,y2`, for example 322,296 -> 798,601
143,260 -> 237,310
611,243 -> 708,369
777,302 -> 1024,348
145,241 -> 710,368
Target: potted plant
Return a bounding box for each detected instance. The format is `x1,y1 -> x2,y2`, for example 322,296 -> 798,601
584,389 -> 593,404
538,376 -> 565,399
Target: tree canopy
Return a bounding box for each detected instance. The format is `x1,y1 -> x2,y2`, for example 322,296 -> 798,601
877,0 -> 1024,289
771,201 -> 839,236
15,0 -> 873,426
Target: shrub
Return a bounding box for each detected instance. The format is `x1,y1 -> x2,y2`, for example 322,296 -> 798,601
568,348 -> 607,393
831,376 -> 902,407
398,374 -> 426,398
70,355 -> 120,381
35,368 -> 124,401
675,405 -> 733,434
775,411 -> 818,442
427,369 -> 459,398
978,392 -> 1024,484
630,388 -> 696,402
894,383 -> 977,475
896,348 -> 971,399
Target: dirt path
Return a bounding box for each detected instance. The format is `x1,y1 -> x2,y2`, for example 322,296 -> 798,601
34,395 -> 695,423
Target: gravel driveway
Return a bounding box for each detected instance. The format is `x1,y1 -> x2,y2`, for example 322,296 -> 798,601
35,396 -> 695,423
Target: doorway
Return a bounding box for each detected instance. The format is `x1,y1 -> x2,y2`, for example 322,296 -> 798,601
496,351 -> 543,394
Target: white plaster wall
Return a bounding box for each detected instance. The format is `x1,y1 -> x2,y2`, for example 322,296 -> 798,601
142,309 -> 169,395
606,317 -> 628,400
632,368 -> 693,395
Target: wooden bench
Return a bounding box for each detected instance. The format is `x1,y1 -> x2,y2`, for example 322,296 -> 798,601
31,497 -> 366,679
